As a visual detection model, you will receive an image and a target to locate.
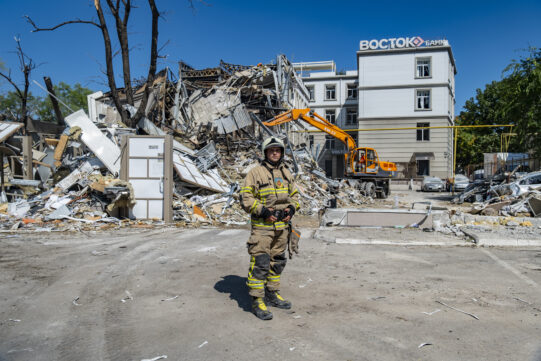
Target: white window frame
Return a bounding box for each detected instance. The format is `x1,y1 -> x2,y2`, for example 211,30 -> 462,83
325,135 -> 335,150
415,89 -> 431,111
346,84 -> 357,99
306,85 -> 315,102
325,109 -> 336,124
415,57 -> 432,79
416,122 -> 430,141
325,84 -> 336,100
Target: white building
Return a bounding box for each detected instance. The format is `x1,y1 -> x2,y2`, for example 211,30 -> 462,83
296,37 -> 457,179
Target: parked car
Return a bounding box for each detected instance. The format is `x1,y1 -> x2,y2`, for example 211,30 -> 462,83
448,174 -> 470,192
514,171 -> 541,195
422,176 -> 445,192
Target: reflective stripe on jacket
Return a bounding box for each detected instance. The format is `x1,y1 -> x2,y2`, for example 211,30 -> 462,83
240,160 -> 300,231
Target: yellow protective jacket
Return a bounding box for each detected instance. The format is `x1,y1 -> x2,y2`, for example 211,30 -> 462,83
240,160 -> 300,231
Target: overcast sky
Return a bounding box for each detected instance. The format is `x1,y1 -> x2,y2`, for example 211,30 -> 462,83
1,0 -> 540,115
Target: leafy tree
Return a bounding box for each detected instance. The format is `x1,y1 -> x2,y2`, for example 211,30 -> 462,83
35,82 -> 93,122
0,82 -> 93,123
501,47 -> 541,155
0,91 -> 41,122
456,47 -> 541,169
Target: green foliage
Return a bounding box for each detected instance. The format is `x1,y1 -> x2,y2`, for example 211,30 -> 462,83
35,82 -> 93,122
0,82 -> 93,122
0,91 -> 41,121
456,47 -> 541,168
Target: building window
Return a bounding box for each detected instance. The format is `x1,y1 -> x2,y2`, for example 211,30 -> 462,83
325,109 -> 336,124
325,85 -> 336,100
308,135 -> 314,149
416,57 -> 431,78
325,135 -> 335,150
417,122 -> 430,141
347,84 -> 357,99
345,108 -> 357,125
416,89 -> 431,110
307,86 -> 315,102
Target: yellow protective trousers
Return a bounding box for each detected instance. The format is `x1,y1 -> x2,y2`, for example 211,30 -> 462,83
246,228 -> 288,298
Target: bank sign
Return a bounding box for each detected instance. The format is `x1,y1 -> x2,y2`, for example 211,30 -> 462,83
359,37 -> 449,51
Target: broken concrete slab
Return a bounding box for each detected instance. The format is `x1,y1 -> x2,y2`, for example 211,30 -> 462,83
321,207 -> 441,228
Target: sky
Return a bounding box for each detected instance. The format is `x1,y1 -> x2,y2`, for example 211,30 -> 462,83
0,0 -> 540,115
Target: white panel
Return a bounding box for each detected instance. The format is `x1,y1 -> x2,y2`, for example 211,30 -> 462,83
148,158 -> 164,178
0,122 -> 24,142
129,158 -> 148,178
172,152 -> 196,183
172,151 -> 229,193
129,137 -> 164,157
131,179 -> 163,198
132,200 -> 148,219
64,110 -> 121,175
148,200 -> 163,219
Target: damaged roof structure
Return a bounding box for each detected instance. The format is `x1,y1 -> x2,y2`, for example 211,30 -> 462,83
0,55 -> 376,232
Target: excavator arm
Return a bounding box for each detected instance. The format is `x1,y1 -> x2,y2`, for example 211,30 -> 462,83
264,108 -> 397,177
264,108 -> 357,153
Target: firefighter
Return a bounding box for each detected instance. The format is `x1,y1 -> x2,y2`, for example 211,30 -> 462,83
239,136 -> 300,320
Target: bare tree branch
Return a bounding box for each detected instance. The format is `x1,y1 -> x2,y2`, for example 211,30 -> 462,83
106,0 -> 134,106
0,37 -> 36,132
132,0 -> 159,125
24,15 -> 100,31
94,0 -> 128,124
0,71 -> 23,99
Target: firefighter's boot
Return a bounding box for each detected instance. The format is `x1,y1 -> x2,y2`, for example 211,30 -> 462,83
265,289 -> 292,309
252,297 -> 273,320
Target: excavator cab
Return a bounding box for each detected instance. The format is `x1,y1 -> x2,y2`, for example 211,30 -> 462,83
364,148 -> 379,174
356,149 -> 366,172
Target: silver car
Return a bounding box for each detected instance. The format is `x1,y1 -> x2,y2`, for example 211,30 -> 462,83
422,176 -> 445,192
514,171 -> 541,195
449,174 -> 470,192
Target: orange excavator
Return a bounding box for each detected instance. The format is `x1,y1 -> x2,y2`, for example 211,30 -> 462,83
263,108 -> 397,198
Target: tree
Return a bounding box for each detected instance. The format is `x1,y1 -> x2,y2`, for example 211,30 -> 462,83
501,47 -> 541,155
456,47 -> 541,168
35,82 -> 94,122
0,82 -> 94,123
0,91 -> 40,122
26,0 -> 160,128
0,37 -> 36,132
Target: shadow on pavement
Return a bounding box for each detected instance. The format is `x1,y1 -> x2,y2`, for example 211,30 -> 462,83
214,275 -> 251,312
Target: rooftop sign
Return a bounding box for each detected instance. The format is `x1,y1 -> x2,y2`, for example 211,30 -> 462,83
359,37 -> 449,51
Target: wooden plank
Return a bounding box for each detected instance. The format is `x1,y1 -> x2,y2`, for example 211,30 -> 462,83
54,134 -> 69,167
44,138 -> 60,147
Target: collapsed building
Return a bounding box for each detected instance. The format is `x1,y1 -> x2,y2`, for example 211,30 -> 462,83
0,55 -> 375,231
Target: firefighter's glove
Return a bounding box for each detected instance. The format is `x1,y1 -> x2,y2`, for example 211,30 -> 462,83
260,207 -> 272,220
285,205 -> 296,218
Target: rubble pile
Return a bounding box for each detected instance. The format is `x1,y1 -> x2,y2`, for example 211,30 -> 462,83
1,55 -> 374,231
452,172 -> 541,218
